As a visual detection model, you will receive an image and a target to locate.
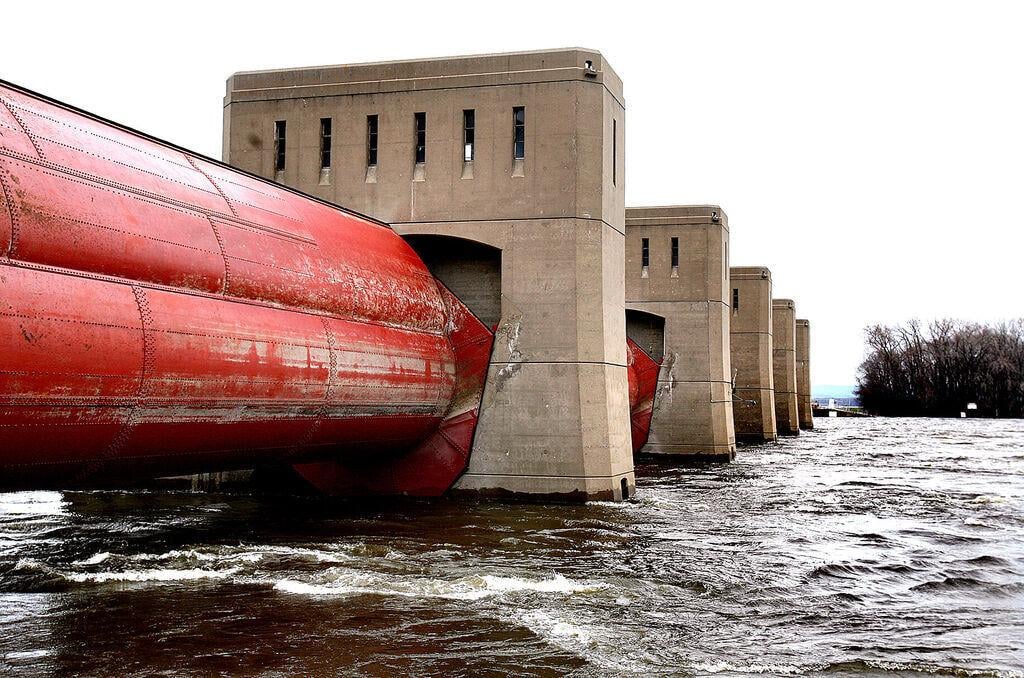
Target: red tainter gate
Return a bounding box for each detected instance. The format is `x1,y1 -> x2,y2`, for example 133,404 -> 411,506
0,81 -> 493,494
626,339 -> 661,454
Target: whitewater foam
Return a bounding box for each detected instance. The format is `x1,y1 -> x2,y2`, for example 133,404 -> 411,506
274,571 -> 609,600
64,567 -> 240,583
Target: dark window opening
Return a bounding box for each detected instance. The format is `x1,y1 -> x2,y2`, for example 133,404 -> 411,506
273,120 -> 286,172
513,106 -> 525,160
733,288 -> 740,311
319,118 -> 332,170
414,112 -> 426,164
366,114 -> 379,167
463,109 -> 475,161
612,119 -> 617,186
621,478 -> 629,500
671,236 -> 679,269
641,237 -> 650,269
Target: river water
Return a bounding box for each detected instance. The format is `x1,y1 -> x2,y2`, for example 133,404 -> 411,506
1,417 -> 1022,676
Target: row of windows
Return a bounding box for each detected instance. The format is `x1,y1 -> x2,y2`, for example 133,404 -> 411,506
640,237 -> 681,270
272,107 -> 529,173
639,237 -> 731,290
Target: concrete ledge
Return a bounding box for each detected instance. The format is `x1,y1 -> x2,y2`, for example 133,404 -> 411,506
452,470 -> 634,502
730,266 -> 772,281
226,48 -> 623,107
735,432 -> 777,443
637,444 -> 735,461
625,204 -> 728,230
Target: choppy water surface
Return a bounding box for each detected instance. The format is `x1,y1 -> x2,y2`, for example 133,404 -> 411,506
1,417 -> 1022,676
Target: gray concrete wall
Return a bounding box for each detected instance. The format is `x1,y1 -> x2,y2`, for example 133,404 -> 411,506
796,318 -> 814,430
729,267 -> 778,442
772,299 -> 800,436
224,49 -> 633,500
624,206 -> 735,459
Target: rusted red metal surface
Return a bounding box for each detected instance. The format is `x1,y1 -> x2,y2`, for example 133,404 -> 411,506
627,338 -> 661,454
0,81 -> 493,494
292,282 -> 493,496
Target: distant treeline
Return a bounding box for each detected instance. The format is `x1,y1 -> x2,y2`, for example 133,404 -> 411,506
856,320 -> 1024,418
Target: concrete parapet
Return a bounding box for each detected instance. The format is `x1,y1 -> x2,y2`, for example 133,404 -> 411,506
772,299 -> 800,436
729,267 -> 778,442
796,318 -> 813,430
624,205 -> 736,459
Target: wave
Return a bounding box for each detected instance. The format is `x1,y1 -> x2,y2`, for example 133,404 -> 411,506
72,552 -> 111,566
692,659 -> 1020,676
910,576 -> 1024,596
64,567 -> 240,583
274,571 -> 609,600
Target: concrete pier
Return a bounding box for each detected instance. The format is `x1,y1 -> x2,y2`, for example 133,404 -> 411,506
772,300 -> 801,436
223,49 -> 634,500
729,267 -> 778,442
624,206 -> 736,459
796,319 -> 814,430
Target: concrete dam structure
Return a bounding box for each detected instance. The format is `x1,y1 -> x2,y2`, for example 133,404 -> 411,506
730,267 -> 777,442
772,299 -> 802,436
796,319 -> 814,430
2,48 -> 813,501
624,206 -> 735,459
224,49 -> 635,500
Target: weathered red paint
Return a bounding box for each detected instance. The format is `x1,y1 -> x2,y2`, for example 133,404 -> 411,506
0,81 -> 493,494
627,338 -> 661,454
292,282 -> 493,495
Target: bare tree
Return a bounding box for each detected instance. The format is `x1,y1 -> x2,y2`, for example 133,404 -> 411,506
856,319 -> 1024,417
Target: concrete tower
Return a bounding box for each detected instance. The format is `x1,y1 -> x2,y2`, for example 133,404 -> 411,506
729,267 -> 778,442
222,49 -> 633,500
796,319 -> 814,430
624,206 -> 735,459
772,299 -> 800,436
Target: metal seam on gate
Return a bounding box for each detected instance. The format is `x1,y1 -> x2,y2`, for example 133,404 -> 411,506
205,217 -> 231,294
0,97 -> 45,160
30,207 -> 223,256
77,285 -> 154,483
294,316 -> 337,454
0,163 -> 18,258
185,154 -> 240,218
0,153 -> 313,242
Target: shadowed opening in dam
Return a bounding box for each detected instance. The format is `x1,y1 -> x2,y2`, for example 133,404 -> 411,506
403,236 -> 502,327
626,309 -> 666,362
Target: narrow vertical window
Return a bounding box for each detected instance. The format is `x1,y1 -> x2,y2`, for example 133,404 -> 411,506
273,120 -> 286,173
319,118 -> 332,170
463,109 -> 475,161
641,237 -> 650,269
513,106 -> 525,160
366,114 -> 379,167
612,119 -> 617,186
671,236 -> 679,269
414,112 -> 426,164
733,288 -> 740,311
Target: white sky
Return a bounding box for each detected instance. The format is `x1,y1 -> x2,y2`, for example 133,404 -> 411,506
3,1 -> 1022,389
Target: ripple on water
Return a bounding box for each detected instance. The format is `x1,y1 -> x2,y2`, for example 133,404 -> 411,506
0,417 -> 1021,675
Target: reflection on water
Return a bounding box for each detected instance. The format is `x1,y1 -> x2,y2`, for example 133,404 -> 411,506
1,418 -> 1022,676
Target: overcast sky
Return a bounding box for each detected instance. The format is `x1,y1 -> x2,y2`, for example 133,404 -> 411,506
3,1 -> 1021,389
